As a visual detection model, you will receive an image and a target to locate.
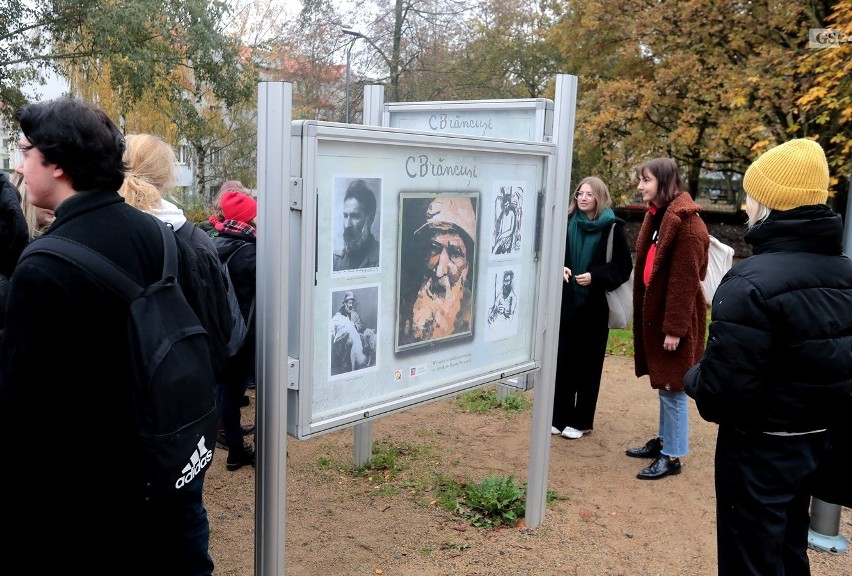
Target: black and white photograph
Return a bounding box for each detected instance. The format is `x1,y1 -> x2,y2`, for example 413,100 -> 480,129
395,192 -> 479,352
332,177 -> 382,274
329,285 -> 379,376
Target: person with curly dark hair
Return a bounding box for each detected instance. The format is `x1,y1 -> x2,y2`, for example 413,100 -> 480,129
626,158 -> 709,480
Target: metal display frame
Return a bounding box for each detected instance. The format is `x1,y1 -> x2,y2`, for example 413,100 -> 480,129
286,121 -> 556,439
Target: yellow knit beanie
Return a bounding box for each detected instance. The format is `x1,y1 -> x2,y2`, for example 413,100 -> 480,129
743,139 -> 829,211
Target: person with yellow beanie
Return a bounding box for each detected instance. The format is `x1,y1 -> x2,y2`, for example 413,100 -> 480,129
685,138 -> 852,576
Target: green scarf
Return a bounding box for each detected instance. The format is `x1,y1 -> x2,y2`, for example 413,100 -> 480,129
567,207 -> 615,307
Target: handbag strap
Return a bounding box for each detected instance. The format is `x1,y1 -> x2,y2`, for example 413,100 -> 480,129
605,224 -> 614,263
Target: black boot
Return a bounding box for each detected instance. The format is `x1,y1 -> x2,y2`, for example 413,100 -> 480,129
226,444 -> 256,472
217,430 -> 252,452
625,437 -> 663,458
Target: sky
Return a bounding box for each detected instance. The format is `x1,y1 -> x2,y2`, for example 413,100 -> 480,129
23,69 -> 68,102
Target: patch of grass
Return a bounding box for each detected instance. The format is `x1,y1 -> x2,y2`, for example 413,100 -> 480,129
441,541 -> 471,551
435,474 -> 527,528
352,439 -> 422,479
456,386 -> 532,414
606,323 -> 634,357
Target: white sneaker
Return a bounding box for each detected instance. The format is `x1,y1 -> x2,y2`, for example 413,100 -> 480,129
551,426 -> 562,435
561,426 -> 584,439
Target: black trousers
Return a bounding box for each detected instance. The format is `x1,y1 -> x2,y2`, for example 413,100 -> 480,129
714,425 -> 830,576
552,299 -> 609,432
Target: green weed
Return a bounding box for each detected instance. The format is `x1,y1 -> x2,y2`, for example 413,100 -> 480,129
436,474 -> 527,528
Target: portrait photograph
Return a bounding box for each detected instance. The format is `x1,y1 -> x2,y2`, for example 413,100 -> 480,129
489,182 -> 524,258
331,176 -> 382,275
395,192 -> 479,353
329,285 -> 379,377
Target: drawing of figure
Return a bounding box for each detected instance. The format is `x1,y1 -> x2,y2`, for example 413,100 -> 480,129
397,194 -> 478,350
492,186 -> 522,255
488,270 -> 517,325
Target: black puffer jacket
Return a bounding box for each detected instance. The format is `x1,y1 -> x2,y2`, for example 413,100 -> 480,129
685,205 -> 852,432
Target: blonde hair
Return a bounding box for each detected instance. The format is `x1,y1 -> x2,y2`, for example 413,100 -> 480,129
118,133 -> 176,211
569,176 -> 612,220
13,173 -> 54,240
745,194 -> 772,228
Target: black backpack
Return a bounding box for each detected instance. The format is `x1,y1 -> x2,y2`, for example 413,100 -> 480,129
20,220 -> 218,497
175,222 -> 244,361
220,244 -> 253,356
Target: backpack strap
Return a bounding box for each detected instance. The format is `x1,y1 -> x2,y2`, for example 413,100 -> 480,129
222,241 -> 255,323
222,241 -> 251,267
19,219 -> 176,302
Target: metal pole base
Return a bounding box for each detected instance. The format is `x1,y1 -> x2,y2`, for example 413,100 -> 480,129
808,529 -> 848,554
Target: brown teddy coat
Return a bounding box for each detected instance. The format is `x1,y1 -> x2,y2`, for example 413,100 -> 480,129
633,192 -> 709,391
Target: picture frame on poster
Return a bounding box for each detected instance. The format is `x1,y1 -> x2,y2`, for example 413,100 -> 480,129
331,176 -> 383,275
395,192 -> 479,353
329,284 -> 379,377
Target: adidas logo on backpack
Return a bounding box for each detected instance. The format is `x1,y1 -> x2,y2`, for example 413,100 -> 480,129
178,437 -> 214,489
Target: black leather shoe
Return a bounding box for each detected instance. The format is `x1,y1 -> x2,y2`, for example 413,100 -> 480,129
625,437 -> 663,458
226,445 -> 256,472
240,423 -> 256,435
637,455 -> 681,480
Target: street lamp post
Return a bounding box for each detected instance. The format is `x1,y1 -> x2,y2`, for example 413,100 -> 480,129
342,27 -> 364,123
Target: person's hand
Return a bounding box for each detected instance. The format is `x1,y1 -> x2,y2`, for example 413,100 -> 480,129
663,335 -> 681,352
575,272 -> 591,287
563,267 -> 572,283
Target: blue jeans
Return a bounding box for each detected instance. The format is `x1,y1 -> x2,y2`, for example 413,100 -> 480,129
658,389 -> 689,458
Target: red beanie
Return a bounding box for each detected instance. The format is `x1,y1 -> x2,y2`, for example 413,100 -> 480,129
221,191 -> 257,223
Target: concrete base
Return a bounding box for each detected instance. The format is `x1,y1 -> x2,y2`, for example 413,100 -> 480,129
808,529 -> 848,554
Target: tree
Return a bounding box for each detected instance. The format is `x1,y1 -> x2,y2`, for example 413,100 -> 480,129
797,0 -> 852,211
427,0 -> 560,101
258,0 -> 347,121
0,0 -> 95,111
549,0 -> 848,203
63,0 -> 258,199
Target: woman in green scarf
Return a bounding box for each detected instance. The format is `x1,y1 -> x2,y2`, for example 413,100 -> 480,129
552,177 -> 633,439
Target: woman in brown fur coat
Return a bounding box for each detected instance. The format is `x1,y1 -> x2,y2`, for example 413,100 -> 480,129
625,158 -> 709,480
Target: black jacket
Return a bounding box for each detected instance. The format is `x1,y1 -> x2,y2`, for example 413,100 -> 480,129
213,231 -> 257,378
0,190 -> 178,556
560,216 -> 633,322
0,172 -> 28,328
685,205 -> 852,432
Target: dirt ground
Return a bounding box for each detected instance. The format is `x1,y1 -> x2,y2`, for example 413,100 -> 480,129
203,354 -> 852,576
